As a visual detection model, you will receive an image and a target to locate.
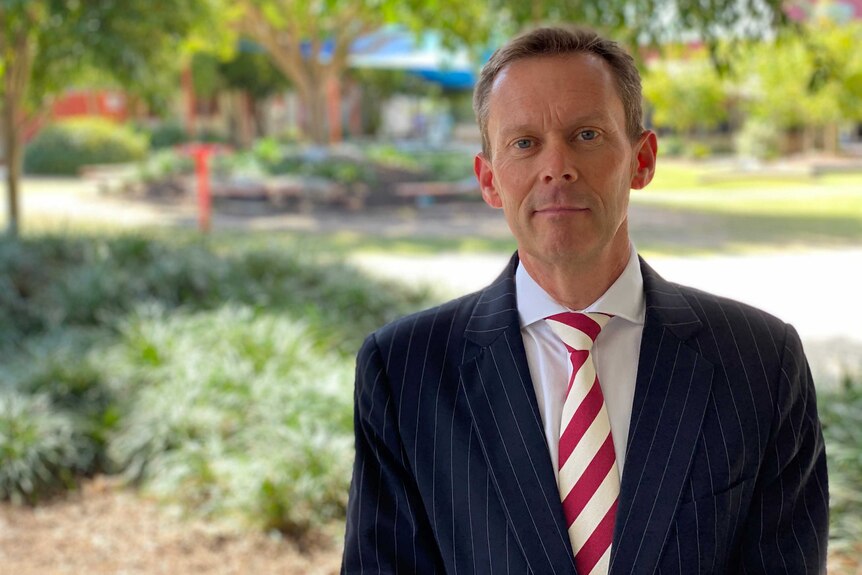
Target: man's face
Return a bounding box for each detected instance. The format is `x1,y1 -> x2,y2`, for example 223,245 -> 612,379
474,53 -> 656,269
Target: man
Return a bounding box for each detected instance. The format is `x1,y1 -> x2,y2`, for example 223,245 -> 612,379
342,26 -> 828,574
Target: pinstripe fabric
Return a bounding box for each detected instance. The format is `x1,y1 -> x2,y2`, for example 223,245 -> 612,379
342,254 -> 828,574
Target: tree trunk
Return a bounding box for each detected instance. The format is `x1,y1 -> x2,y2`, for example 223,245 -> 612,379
327,76 -> 342,144
2,93 -> 21,237
2,27 -> 34,238
303,78 -> 329,146
2,38 -> 33,237
825,123 -> 839,155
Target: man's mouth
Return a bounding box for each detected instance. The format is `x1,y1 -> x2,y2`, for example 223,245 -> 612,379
534,206 -> 589,215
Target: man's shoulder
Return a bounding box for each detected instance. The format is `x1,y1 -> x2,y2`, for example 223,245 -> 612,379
640,256 -> 789,341
662,281 -> 800,367
670,281 -> 788,331
365,288 -> 485,351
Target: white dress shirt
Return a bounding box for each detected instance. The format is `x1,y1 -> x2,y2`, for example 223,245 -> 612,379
516,245 -> 645,475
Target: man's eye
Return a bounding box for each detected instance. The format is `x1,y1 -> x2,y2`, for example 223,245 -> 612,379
579,130 -> 598,141
513,139 -> 533,149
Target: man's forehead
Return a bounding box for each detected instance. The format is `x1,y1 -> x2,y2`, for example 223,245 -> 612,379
485,53 -> 624,129
490,52 -> 611,91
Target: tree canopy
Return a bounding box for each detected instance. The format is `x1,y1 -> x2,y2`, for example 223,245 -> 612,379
1,0 -> 220,235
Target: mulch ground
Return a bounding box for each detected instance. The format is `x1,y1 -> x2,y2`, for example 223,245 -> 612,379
0,477 -> 342,575
1,476 -> 859,574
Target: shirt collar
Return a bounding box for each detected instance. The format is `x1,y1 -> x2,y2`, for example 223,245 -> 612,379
516,244 -> 645,328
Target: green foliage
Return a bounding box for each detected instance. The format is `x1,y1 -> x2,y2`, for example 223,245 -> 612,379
643,59 -> 729,135
737,21 -> 862,130
417,150 -> 474,182
240,142 -> 471,187
820,376 -> 862,556
218,41 -> 291,99
658,136 -> 685,158
142,121 -> 191,150
0,233 -> 427,353
735,118 -> 781,160
305,156 -> 376,187
0,231 -> 432,533
365,144 -> 423,171
24,119 -> 148,175
0,390 -> 92,504
484,0 -> 786,59
364,145 -> 471,182
1,0 -> 225,226
688,142 -> 712,160
108,306 -> 353,534
135,149 -> 195,184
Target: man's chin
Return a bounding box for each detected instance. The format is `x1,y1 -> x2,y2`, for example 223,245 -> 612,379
520,239 -> 600,268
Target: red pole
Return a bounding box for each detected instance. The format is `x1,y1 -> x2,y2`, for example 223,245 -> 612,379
194,147 -> 211,233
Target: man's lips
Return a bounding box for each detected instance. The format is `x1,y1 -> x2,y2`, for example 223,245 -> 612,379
533,206 -> 590,215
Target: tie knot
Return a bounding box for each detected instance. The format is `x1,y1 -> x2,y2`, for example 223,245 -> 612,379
545,312 -> 611,351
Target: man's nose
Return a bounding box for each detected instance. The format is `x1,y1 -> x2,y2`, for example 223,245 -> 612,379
541,142 -> 577,183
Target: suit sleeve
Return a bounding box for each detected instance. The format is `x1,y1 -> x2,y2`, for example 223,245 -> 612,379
736,324 -> 829,574
341,334 -> 445,574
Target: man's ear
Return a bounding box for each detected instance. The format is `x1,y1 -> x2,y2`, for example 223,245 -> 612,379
474,153 -> 502,208
630,130 -> 658,190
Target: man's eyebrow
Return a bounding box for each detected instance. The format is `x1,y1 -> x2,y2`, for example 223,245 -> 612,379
498,125 -> 536,138
496,114 -> 616,138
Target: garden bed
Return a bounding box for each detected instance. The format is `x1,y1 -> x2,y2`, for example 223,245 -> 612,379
0,476 -> 342,575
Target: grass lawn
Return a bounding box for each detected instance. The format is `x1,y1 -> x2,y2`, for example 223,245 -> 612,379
295,165 -> 862,257
631,163 -> 862,254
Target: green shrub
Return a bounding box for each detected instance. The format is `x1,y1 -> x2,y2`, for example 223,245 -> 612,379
250,137 -> 285,169
820,376 -> 862,557
366,144 -> 423,171
24,118 -> 148,175
0,390 -> 92,504
687,142 -> 712,160
409,149 -> 473,182
735,119 -> 781,161
108,306 -> 353,534
0,233 -> 429,355
302,157 -> 376,187
135,149 -> 194,183
659,135 -> 685,158
13,331 -> 118,451
0,232 -> 432,533
144,121 -> 190,149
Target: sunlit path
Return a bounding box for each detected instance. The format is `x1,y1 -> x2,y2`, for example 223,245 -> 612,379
353,248 -> 862,389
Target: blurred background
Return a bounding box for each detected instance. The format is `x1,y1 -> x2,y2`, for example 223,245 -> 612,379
1,0 -> 860,573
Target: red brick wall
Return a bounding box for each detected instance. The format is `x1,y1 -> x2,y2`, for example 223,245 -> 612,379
51,89 -> 129,122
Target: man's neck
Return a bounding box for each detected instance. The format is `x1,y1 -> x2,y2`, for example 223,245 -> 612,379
519,238 -> 631,311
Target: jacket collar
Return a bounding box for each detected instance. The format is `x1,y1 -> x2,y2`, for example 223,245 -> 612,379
464,253 -> 703,346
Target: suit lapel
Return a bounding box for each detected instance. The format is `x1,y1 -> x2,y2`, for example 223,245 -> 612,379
459,254 -> 578,575
609,259 -> 714,575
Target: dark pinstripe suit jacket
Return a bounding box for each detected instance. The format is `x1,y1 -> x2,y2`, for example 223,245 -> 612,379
342,255 -> 828,574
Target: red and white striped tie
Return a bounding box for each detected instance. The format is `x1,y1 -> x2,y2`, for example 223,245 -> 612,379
545,312 -> 618,575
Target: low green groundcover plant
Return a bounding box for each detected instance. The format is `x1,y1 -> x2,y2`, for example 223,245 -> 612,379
0,390 -> 93,504
0,232 -> 432,536
820,376 -> 862,558
108,306 -> 353,535
24,118 -> 148,175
